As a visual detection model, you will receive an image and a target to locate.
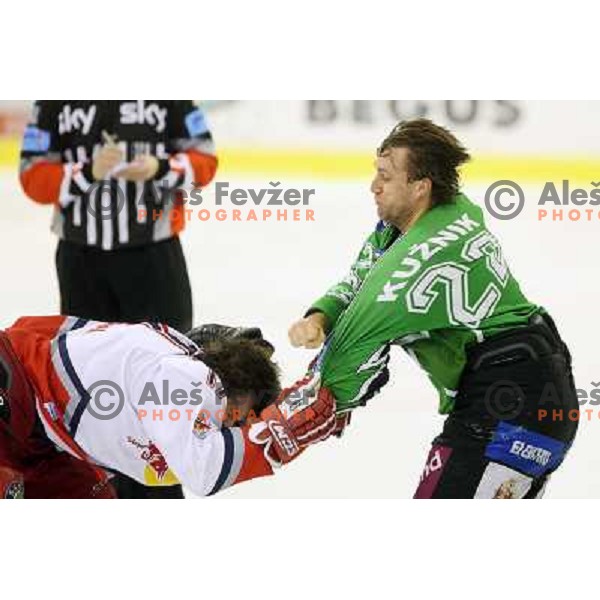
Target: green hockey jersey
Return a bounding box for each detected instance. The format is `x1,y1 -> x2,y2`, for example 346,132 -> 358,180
309,193 -> 541,414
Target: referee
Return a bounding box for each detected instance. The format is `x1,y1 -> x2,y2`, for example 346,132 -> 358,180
19,100 -> 218,498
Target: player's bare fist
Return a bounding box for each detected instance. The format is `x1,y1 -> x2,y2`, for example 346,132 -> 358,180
288,313 -> 327,349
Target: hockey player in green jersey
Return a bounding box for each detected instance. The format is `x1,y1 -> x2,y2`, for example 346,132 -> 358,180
289,118 -> 578,498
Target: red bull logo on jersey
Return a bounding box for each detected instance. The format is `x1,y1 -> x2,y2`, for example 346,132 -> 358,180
126,437 -> 179,486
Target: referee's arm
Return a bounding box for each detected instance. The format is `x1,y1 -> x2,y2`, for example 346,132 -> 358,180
154,101 -> 218,189
19,101 -> 94,205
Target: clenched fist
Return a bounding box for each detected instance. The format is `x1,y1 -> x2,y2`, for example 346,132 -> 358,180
288,312 -> 327,349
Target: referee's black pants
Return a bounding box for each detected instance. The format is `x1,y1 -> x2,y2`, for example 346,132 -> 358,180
56,236 -> 193,499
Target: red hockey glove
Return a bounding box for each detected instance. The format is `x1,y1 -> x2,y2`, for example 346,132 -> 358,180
248,374 -> 336,467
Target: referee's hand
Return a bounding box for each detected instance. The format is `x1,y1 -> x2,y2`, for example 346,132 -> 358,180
92,132 -> 124,181
118,155 -> 159,182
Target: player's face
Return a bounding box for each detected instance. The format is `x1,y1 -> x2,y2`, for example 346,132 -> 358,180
370,147 -> 428,228
224,393 -> 255,426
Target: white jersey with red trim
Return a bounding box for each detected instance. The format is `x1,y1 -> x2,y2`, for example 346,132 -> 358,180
6,316 -> 273,496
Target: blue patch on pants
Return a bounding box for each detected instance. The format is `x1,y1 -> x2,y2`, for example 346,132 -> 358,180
485,421 -> 567,478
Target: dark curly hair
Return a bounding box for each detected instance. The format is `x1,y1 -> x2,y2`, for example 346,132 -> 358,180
378,118 -> 471,206
199,338 -> 281,415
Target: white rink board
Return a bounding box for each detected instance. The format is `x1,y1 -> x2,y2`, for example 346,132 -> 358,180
206,100 -> 600,154
0,172 -> 597,499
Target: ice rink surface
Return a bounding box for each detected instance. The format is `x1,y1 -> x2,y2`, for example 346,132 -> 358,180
1,170 -> 598,498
